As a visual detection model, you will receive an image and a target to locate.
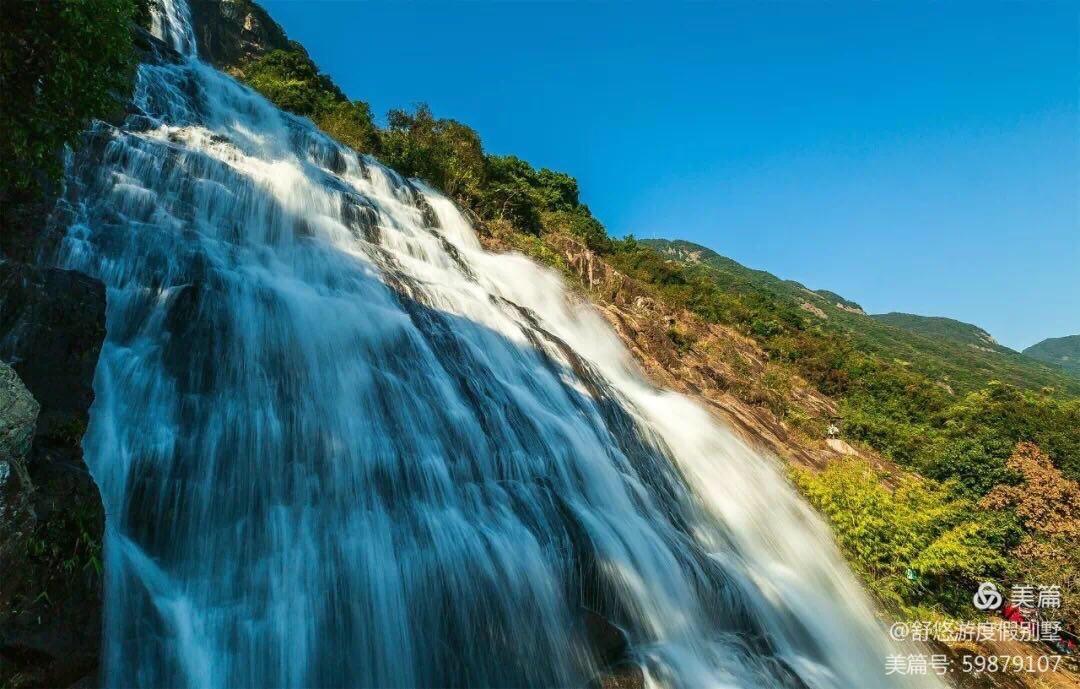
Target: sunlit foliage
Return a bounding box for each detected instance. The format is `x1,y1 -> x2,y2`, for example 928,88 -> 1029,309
793,458 -> 1017,617
240,48 -> 380,155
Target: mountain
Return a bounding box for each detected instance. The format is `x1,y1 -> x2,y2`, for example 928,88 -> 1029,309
870,312 -> 1011,354
1024,335 -> 1080,377
641,238 -> 1079,395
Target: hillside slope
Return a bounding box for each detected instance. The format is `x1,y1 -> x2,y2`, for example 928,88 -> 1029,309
871,312 -> 1010,353
1024,335 -> 1080,377
642,238 -> 1079,396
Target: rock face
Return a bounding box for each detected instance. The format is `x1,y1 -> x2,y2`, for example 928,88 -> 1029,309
187,0 -> 292,68
0,261 -> 108,689
0,362 -> 39,466
482,229 -> 844,468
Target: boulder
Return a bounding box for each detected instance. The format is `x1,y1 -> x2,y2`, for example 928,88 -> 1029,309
582,607 -> 629,666
0,261 -> 107,689
0,361 -> 39,464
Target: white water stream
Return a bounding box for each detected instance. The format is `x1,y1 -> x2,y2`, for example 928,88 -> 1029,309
53,4 -> 937,687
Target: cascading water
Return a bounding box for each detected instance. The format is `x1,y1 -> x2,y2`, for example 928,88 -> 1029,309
51,3 -> 939,687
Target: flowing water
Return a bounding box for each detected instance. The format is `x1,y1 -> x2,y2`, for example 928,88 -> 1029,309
53,4 -> 936,687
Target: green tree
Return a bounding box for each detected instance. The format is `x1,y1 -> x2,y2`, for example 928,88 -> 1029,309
379,104 -> 486,204
241,48 -> 379,154
0,0 -> 140,203
793,457 -> 1015,616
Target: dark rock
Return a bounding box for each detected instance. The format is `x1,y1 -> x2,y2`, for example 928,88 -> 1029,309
1,362 -> 39,463
0,261 -> 108,689
131,23 -> 183,66
0,187 -> 62,266
0,263 -> 105,431
405,180 -> 441,229
582,607 -> 629,666
188,0 -> 293,69
580,608 -> 645,689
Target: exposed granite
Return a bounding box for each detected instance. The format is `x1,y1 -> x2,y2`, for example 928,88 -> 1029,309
188,0 -> 292,69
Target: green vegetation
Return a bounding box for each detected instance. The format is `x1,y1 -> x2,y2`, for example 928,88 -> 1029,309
234,42 -> 609,252
871,312 -> 1009,353
794,446 -> 1080,629
1024,334 -> 1080,378
376,105 -> 610,250
379,104 -> 485,201
641,239 -> 1080,396
0,0 -> 145,204
240,48 -> 379,154
792,457 -> 1017,617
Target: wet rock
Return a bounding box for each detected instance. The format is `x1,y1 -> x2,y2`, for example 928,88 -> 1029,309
0,261 -> 107,689
588,661 -> 645,689
1,362 -> 39,465
582,607 -> 629,666
406,181 -> 441,228
580,608 -> 645,689
131,24 -> 182,66
0,187 -> 63,266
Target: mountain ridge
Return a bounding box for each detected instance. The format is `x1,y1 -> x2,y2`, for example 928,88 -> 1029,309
870,312 -> 1011,353
1024,334 -> 1080,377
640,237 -> 1078,395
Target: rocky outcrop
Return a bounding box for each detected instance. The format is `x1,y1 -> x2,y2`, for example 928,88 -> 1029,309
187,0 -> 292,69
1,363 -> 39,467
0,261 -> 107,689
480,228 -> 848,469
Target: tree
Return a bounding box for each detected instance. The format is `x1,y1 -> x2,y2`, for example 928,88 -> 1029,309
793,457 -> 1014,616
0,0 -> 139,203
240,48 -> 379,155
379,104 -> 486,204
981,443 -> 1080,628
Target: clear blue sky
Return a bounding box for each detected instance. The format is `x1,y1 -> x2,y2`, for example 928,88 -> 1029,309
262,0 -> 1078,351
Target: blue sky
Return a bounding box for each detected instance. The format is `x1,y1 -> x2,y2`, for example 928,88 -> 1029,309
263,1 -> 1078,350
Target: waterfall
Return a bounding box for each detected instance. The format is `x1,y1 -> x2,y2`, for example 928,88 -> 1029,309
53,3 -> 937,687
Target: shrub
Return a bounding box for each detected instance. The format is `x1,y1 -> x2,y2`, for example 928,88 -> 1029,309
379,104 -> 486,203
0,0 -> 140,203
240,48 -> 379,154
793,457 -> 1014,616
980,443 -> 1080,628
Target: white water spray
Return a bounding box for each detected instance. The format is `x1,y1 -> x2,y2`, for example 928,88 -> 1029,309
53,4 -> 939,687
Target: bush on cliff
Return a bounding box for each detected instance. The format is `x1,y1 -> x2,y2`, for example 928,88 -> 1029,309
240,48 -> 380,154
379,104 -> 486,204
792,457 -> 1017,617
0,0 -> 141,204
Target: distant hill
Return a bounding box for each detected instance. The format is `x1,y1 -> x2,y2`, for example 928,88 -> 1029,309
1024,335 -> 1080,377
871,313 -> 1012,354
641,238 -> 1080,395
